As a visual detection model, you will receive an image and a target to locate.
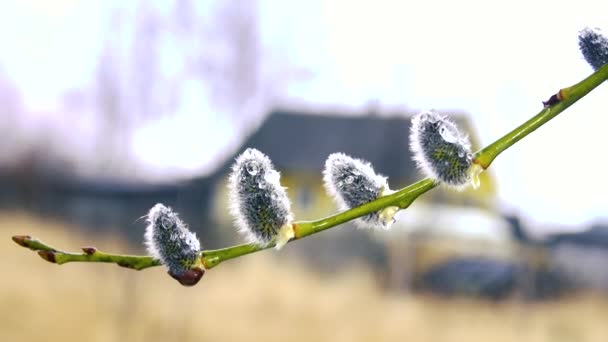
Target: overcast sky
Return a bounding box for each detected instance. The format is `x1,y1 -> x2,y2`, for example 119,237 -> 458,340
0,0 -> 606,230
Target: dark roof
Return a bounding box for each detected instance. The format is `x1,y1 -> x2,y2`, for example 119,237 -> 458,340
222,109 -> 452,186
548,223 -> 608,248
506,215 -> 608,249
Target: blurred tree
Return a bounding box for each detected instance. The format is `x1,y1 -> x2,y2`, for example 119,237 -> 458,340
92,0 -> 276,178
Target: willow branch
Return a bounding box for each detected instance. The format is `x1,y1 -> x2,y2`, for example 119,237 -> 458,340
11,64 -> 608,271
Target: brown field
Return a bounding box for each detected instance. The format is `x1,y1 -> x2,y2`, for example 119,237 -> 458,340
2,213 -> 608,342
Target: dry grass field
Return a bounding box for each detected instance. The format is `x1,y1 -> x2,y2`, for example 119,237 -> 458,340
2,212 -> 608,342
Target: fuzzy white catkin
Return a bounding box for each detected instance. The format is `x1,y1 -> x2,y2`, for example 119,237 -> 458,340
144,203 -> 201,275
228,148 -> 294,246
323,152 -> 393,229
579,27 -> 608,71
409,110 -> 473,189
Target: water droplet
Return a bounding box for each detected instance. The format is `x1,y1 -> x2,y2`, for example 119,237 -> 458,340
264,170 -> 279,184
458,150 -> 465,158
420,112 -> 438,123
439,123 -> 459,143
258,181 -> 267,189
345,175 -> 354,184
161,217 -> 173,230
337,181 -> 344,188
245,161 -> 259,176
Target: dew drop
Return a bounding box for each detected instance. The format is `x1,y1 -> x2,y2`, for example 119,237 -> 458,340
345,175 -> 354,184
264,170 -> 280,184
420,112 -> 438,123
245,161 -> 259,175
458,150 -> 465,158
439,124 -> 458,143
161,217 -> 173,230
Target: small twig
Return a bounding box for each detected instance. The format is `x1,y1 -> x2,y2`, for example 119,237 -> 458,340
11,64 -> 608,271
11,235 -> 160,270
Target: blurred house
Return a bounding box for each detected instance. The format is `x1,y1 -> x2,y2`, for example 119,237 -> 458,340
6,106 -> 608,300
212,107 -> 496,220
14,107 -> 577,299
210,108 -> 501,274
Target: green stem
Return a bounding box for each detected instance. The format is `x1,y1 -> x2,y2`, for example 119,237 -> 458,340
475,64 -> 608,169
12,235 -> 160,270
11,65 -> 608,271
201,178 -> 436,269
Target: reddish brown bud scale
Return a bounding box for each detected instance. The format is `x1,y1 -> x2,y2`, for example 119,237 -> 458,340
168,267 -> 205,286
38,250 -> 56,263
542,88 -> 569,107
81,247 -> 97,255
12,235 -> 31,248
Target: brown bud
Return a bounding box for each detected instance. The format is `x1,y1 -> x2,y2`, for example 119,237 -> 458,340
38,250 -> 56,263
168,267 -> 205,287
12,235 -> 32,248
542,89 -> 566,107
81,247 -> 97,255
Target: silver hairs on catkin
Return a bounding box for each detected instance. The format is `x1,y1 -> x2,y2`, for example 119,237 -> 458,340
228,148 -> 294,249
410,110 -> 475,189
578,27 -> 608,71
323,153 -> 397,229
144,204 -> 201,277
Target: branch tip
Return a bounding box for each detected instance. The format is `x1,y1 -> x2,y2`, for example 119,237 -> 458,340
12,235 -> 32,248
